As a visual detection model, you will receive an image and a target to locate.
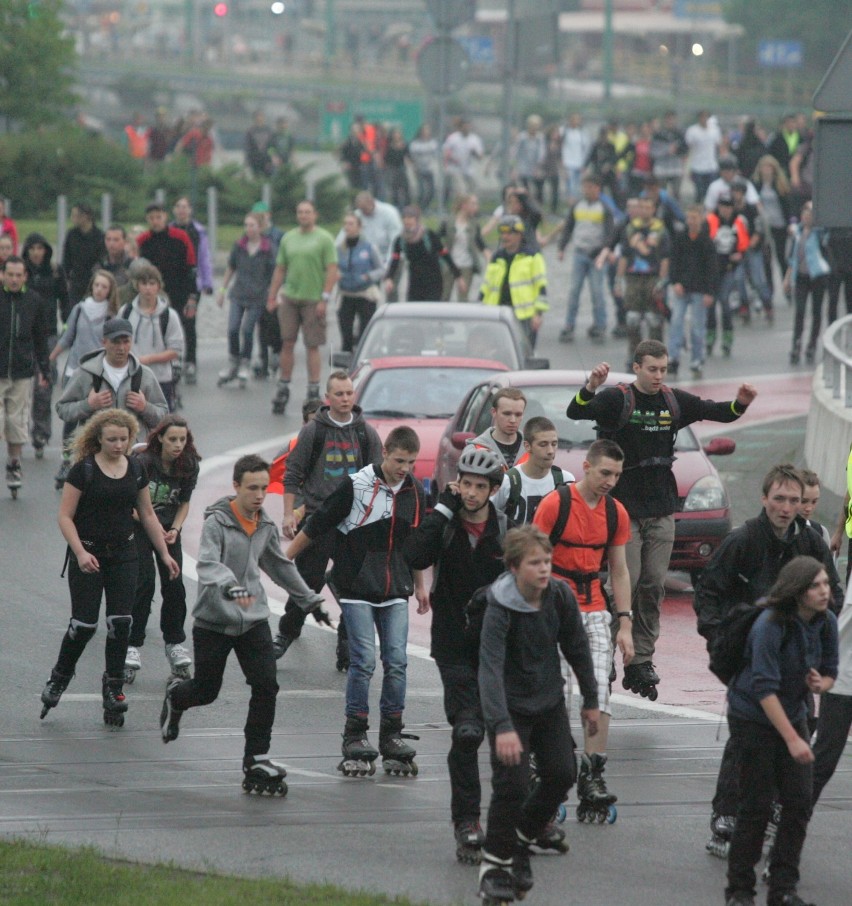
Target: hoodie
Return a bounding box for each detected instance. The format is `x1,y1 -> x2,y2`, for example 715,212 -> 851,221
124,295 -> 185,384
22,233 -> 71,324
477,573 -> 598,735
194,496 -> 323,637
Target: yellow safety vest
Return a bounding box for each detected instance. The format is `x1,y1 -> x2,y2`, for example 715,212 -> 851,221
480,252 -> 548,321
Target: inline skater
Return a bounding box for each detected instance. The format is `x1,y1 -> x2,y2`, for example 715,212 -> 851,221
159,454 -> 324,795
40,408 -> 179,727
403,447 -> 509,863
467,388 -> 527,472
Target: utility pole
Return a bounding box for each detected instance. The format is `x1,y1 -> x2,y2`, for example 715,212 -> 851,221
500,0 -> 517,184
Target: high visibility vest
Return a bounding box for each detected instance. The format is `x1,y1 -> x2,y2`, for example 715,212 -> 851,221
125,125 -> 149,159
480,252 -> 548,321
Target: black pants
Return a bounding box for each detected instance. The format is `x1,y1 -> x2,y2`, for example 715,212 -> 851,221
438,662 -> 484,823
338,295 -> 377,352
726,716 -> 813,903
257,308 -> 282,370
129,530 -> 186,647
174,301 -> 197,366
827,271 -> 852,324
171,622 -> 279,759
712,732 -> 741,817
792,274 -> 828,353
812,691 -> 852,805
55,544 -> 137,678
483,703 -> 576,860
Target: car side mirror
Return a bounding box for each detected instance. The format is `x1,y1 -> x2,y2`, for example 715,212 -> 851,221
331,351 -> 353,370
451,431 -> 475,450
524,356 -> 550,370
703,436 -> 736,456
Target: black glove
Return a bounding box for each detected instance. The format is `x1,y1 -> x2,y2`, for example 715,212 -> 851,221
437,486 -> 463,514
312,607 -> 333,627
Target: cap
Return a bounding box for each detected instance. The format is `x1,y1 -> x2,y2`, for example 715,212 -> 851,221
103,318 -> 133,340
251,201 -> 270,214
498,215 -> 525,234
717,193 -> 734,206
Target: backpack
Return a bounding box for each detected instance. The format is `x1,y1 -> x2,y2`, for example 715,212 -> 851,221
91,364 -> 143,396
305,419 -> 372,480
120,302 -> 174,354
505,465 -> 566,522
611,381 -> 680,433
707,603 -> 765,686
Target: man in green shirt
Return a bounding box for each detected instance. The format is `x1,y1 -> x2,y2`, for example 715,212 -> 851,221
266,200 -> 338,414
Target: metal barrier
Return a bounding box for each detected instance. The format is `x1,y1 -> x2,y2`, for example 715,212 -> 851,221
821,314 -> 852,408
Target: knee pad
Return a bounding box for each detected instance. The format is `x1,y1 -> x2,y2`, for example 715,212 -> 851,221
625,310 -> 642,328
67,619 -> 97,642
452,718 -> 485,752
105,615 -> 132,643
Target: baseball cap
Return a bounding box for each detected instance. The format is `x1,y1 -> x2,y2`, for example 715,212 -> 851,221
103,318 -> 133,340
498,215 -> 525,234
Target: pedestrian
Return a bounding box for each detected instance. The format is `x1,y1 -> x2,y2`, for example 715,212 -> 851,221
442,119 -> 484,204
336,212 -> 383,353
171,196 -> 215,303
723,556 -> 837,906
541,125 -> 563,215
752,156 -> 793,287
286,426 -> 428,777
158,453 -> 324,797
268,117 -> 295,172
560,112 -> 590,204
340,123 -> 366,191
798,469 -> 831,548
403,446 -> 509,863
49,270 -> 120,481
704,156 -> 761,212
217,212 -> 275,387
532,438 -> 634,823
274,370 -> 383,668
467,387 -> 527,471
685,110 -> 722,203
384,128 -> 411,209
0,235 -> 13,270
385,205 -> 460,303
706,194 -> 748,358
347,190 -> 402,276
667,204 -> 718,378
479,215 -> 548,349
511,115 -> 546,203
175,116 -> 215,168
440,194 -> 487,302
784,201 -> 831,366
766,114 -> 800,180
39,408 -> 179,727
266,199 -> 338,415
250,202 -> 284,380
125,414 -> 201,684
0,197 -> 19,253
584,127 -> 620,204
120,261 -> 185,412
407,124 -> 438,211
730,179 -> 774,326
244,111 -> 273,178
476,525 -> 599,903
98,225 -> 134,306
733,119 -> 767,185
62,203 -> 106,308
568,342 -> 757,700
0,256 -> 51,495
650,110 -> 687,200
693,465 -> 842,860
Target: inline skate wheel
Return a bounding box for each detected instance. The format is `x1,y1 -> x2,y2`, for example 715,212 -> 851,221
606,805 -> 617,824
555,803 -> 567,824
647,687 -> 659,701
10,487 -> 18,499
104,712 -> 125,729
39,705 -> 50,720
123,668 -> 137,685
576,804 -> 588,823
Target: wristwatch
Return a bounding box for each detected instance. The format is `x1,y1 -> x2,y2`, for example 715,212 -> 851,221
321,291 -> 331,302
616,611 -> 634,620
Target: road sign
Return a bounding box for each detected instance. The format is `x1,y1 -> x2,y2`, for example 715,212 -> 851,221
321,99 -> 424,144
456,36 -> 495,67
416,36 -> 471,97
424,0 -> 477,32
757,40 -> 803,69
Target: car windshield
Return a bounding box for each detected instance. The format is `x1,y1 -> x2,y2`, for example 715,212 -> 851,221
358,317 -> 519,368
361,367 -> 503,419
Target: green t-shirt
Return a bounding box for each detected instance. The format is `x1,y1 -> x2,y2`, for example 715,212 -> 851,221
276,226 -> 337,301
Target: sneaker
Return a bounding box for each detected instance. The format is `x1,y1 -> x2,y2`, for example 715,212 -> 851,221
6,460 -> 22,489
125,646 -> 142,671
160,678 -> 183,743
165,642 -> 192,673
559,326 -> 575,343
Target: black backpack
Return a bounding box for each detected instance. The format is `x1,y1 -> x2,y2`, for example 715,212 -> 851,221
609,382 -> 681,432
305,419 -> 372,478
120,302 -> 172,346
505,465 -> 566,522
707,602 -> 763,686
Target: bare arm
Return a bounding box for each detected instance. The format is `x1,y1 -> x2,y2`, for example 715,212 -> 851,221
137,486 -> 180,578
608,544 -> 634,665
286,529 -> 313,561
266,263 -> 286,310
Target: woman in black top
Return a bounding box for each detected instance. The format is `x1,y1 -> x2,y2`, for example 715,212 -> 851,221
40,408 -> 179,727
126,414 -> 201,683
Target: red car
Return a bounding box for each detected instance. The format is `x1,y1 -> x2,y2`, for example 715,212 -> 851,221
433,370 -> 736,582
352,356 -> 510,499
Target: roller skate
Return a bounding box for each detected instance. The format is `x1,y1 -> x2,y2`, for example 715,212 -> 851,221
706,811 -> 736,858
478,853 -> 516,905
766,894 -> 815,906
159,678 -> 183,743
335,630 -> 350,673
725,894 -> 755,906
102,673 -> 128,729
272,631 -> 296,661
622,662 -> 659,701
165,642 -> 192,679
526,821 -> 569,854
761,799 -> 782,882
40,668 -> 72,719
54,457 -> 71,490
722,329 -> 733,358
124,645 -> 141,684
33,432 -> 47,459
379,715 -> 419,776
271,379 -> 290,415
338,716 -> 379,777
576,752 -> 618,824
6,460 -> 22,499
183,362 -> 197,385
305,382 -> 321,403
706,329 -> 716,357
454,818 -> 485,865
242,755 -> 288,796
217,357 -> 239,387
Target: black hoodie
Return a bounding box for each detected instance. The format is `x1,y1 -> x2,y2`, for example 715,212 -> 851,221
23,233 -> 71,325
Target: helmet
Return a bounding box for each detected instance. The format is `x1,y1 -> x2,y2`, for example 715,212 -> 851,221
458,447 -> 505,484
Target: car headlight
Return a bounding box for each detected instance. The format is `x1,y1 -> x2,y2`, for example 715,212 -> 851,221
683,475 -> 727,511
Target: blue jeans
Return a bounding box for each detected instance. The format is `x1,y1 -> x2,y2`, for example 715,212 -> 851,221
707,267 -> 739,335
737,248 -> 772,309
227,297 -> 265,360
566,250 -> 606,331
668,291 -> 706,368
341,600 -> 408,718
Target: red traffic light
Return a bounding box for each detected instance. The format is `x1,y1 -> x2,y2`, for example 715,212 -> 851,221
213,2 -> 228,16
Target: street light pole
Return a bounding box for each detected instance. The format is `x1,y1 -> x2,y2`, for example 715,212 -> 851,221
603,0 -> 613,104
500,0 -> 517,184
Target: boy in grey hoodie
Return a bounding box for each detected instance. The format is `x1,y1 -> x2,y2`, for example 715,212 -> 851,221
159,454 -> 324,795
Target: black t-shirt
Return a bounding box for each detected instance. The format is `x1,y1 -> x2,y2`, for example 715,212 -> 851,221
67,456 -> 148,542
495,435 -> 523,469
139,451 -> 199,527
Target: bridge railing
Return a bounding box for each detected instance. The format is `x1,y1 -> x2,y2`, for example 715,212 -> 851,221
822,314 -> 852,408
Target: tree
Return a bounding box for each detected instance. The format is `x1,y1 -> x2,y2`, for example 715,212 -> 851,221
0,1 -> 78,130
724,0 -> 843,75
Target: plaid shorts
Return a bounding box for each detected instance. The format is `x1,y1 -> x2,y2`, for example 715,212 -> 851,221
563,609 -> 613,716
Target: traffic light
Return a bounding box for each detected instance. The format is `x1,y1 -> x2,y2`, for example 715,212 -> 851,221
213,2 -> 228,16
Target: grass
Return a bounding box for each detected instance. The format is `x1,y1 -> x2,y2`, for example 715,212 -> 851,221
0,838 -> 428,906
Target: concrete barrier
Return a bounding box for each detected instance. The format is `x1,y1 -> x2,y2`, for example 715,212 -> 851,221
805,362 -> 852,498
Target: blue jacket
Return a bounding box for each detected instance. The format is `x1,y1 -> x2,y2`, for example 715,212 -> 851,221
728,607 -> 838,727
788,224 -> 831,283
337,236 -> 384,295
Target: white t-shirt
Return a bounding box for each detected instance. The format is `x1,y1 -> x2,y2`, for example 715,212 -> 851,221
101,361 -> 130,394
493,467 -> 575,525
560,126 -> 589,171
443,131 -> 484,176
685,120 -> 722,173
704,177 -> 760,211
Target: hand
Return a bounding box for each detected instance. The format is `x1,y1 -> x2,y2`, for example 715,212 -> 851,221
786,735 -> 814,765
266,295 -> 278,313
312,608 -> 333,627
735,383 -> 757,408
316,301 -> 327,323
384,278 -> 394,294
38,374 -> 50,389
227,587 -> 256,609
125,390 -> 146,412
616,625 -> 635,666
437,484 -> 463,513
161,554 -> 181,580
581,707 -> 600,737
782,277 -> 791,297
217,289 -> 226,308
806,668 -> 830,694
203,287 -> 214,296
76,551 -> 100,573
87,387 -> 113,410
184,297 -> 198,319
457,277 -> 468,297
163,528 -> 179,546
673,283 -> 685,297
613,283 -> 624,299
585,362 -> 610,391
495,730 -> 523,766
281,512 -> 298,540
531,313 -> 543,332
830,527 -> 844,555
415,586 -> 430,615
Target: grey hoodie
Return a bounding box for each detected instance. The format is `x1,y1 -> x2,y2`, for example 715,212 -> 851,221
124,295 -> 185,385
193,496 -> 324,637
468,427 -> 522,471
478,572 -> 598,735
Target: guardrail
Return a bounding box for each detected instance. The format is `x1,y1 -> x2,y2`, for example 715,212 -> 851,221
821,314 -> 852,407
